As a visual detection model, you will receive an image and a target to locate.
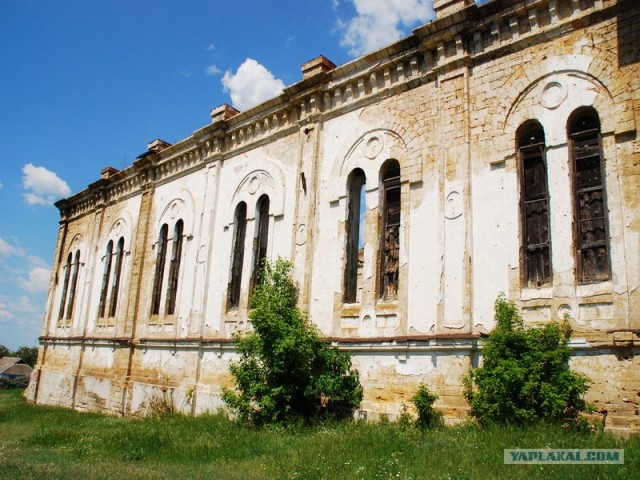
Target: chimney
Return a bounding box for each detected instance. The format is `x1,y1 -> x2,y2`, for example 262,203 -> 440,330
147,139 -> 172,153
301,56 -> 336,80
433,0 -> 473,18
100,166 -> 119,179
210,104 -> 240,123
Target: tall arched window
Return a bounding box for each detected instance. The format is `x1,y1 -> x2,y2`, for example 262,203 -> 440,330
166,220 -> 184,315
108,237 -> 125,317
98,240 -> 114,318
58,253 -> 72,320
344,168 -> 366,303
65,250 -> 81,320
250,195 -> 270,292
569,108 -> 610,283
379,160 -> 401,300
228,202 -> 247,309
518,121 -> 551,287
151,224 -> 168,315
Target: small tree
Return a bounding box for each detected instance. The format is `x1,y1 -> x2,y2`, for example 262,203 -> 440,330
223,258 -> 363,425
411,384 -> 442,429
463,294 -> 591,426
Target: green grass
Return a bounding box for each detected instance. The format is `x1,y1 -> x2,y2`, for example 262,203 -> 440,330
0,389 -> 637,479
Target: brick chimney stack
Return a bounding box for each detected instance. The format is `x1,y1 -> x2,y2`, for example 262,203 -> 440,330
210,104 -> 240,123
147,139 -> 172,153
433,0 -> 473,18
301,56 -> 336,80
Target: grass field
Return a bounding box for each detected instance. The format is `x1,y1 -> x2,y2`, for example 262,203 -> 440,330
0,389 -> 637,479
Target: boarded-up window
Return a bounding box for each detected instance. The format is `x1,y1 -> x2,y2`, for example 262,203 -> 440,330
344,169 -> 366,303
569,109 -> 610,283
379,161 -> 401,300
519,122 -> 551,287
151,224 -> 168,315
250,195 -> 270,293
98,240 -> 114,318
166,220 -> 184,315
228,202 -> 247,309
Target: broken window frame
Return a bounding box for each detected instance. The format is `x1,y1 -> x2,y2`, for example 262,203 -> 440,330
378,160 -> 401,301
250,195 -> 270,294
98,240 -> 114,318
150,224 -> 168,315
108,237 -> 125,318
228,202 -> 247,310
569,108 -> 610,284
344,168 -> 366,303
65,250 -> 81,320
58,252 -> 73,321
518,121 -> 552,288
166,220 -> 184,316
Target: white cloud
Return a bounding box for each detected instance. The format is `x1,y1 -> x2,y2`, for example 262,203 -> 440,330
207,44 -> 216,51
0,237 -> 27,258
338,0 -> 435,57
0,238 -> 20,257
180,70 -> 194,78
0,295 -> 14,320
22,163 -> 71,206
205,65 -> 221,76
222,58 -> 285,111
16,295 -> 42,315
0,294 -> 43,327
19,266 -> 51,293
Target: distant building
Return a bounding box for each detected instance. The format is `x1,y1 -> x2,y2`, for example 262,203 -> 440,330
27,0 -> 639,433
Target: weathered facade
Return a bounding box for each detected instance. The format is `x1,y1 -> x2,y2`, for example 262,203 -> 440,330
27,0 -> 640,432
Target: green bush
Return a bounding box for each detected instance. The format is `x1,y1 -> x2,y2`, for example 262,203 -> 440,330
223,258 -> 363,425
463,294 -> 591,426
411,384 -> 442,429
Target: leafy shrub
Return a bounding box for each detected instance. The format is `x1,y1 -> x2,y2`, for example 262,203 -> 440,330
411,384 -> 442,429
223,258 -> 363,425
463,294 -> 591,426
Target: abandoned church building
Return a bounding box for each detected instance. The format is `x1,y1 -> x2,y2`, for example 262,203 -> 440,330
27,0 -> 640,432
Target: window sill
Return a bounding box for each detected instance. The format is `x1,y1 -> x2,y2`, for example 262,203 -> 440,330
340,303 -> 361,317
521,287 -> 553,301
576,281 -> 612,299
375,299 -> 399,314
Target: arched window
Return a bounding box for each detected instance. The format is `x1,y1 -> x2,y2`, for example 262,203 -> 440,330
66,250 -> 81,320
379,160 -> 401,300
58,253 -> 72,320
518,121 -> 551,287
108,237 -> 125,317
250,195 -> 270,292
98,240 -> 114,318
166,220 -> 184,315
344,168 -> 366,303
151,224 -> 168,315
228,202 -> 247,309
569,108 -> 610,283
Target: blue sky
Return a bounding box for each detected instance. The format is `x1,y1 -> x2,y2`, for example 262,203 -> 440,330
1,1 -> 490,350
